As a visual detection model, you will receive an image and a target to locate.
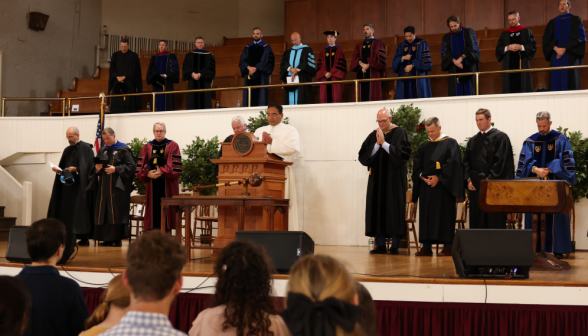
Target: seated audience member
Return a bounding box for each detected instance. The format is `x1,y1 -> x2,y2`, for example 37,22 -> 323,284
355,283 -> 377,336
80,275 -> 130,336
100,231 -> 187,336
15,218 -> 89,336
189,240 -> 288,336
281,255 -> 364,336
0,276 -> 32,336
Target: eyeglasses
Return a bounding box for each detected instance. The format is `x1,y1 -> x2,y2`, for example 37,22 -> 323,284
376,119 -> 389,123
154,130 -> 166,133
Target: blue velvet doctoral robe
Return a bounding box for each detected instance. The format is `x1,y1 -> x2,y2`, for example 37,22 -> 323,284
392,37 -> 432,99
516,130 -> 577,254
239,41 -> 275,106
146,52 -> 180,112
441,27 -> 480,96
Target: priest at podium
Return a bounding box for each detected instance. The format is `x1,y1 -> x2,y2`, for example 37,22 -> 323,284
516,111 -> 576,259
253,103 -> 303,230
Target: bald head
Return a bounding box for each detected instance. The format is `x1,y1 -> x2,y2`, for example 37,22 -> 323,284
291,32 -> 301,46
66,127 -> 80,146
376,109 -> 392,131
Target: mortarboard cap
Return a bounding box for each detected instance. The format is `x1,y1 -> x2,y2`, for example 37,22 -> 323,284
323,30 -> 340,37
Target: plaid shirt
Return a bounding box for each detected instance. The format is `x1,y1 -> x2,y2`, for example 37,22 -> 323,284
99,311 -> 187,336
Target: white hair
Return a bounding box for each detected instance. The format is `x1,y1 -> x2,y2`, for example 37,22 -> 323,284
425,117 -> 441,127
536,111 -> 551,122
153,122 -> 166,131
67,127 -> 79,135
231,116 -> 247,127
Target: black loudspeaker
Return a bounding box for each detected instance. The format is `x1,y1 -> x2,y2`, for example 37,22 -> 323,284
235,231 -> 314,273
5,226 -> 31,263
452,229 -> 534,278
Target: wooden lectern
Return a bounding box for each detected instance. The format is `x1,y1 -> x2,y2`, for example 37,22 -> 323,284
210,132 -> 292,249
479,179 -> 573,271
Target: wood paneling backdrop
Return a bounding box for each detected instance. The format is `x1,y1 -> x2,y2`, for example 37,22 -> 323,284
2,90 -> 588,249
285,0 -> 588,42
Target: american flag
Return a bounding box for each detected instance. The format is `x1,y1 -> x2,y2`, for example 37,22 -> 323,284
94,103 -> 105,156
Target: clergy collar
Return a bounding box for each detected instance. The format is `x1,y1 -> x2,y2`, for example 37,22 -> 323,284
292,44 -> 308,50
157,51 -> 170,55
505,24 -> 526,33
149,138 -> 171,145
429,133 -> 448,141
106,141 -> 126,150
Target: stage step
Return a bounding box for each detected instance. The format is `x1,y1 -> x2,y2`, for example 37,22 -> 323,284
0,215 -> 17,241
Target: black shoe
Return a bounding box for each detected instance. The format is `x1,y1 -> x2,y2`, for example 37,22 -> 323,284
111,240 -> 122,247
77,239 -> 90,246
99,241 -> 112,247
370,246 -> 387,254
554,253 -> 565,260
387,247 -> 399,255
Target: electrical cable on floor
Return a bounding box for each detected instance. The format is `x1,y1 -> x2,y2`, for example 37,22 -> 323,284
60,266 -> 110,287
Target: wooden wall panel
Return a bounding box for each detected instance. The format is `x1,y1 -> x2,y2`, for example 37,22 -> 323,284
284,0 -> 318,43
317,0 -> 354,42
465,0 -> 504,31
505,0 -> 546,27
351,0 -> 387,40
423,0 -> 462,34
387,0 -> 424,37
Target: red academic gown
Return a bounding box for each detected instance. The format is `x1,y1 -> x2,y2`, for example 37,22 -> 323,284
317,46 -> 347,103
350,38 -> 387,101
136,140 -> 182,231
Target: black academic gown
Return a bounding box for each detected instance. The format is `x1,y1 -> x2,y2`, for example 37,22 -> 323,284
496,27 -> 537,93
543,13 -> 586,91
441,28 -> 481,96
280,45 -> 316,105
239,41 -> 275,106
108,50 -> 142,113
412,137 -> 464,245
463,128 -> 515,229
214,134 -> 234,177
183,49 -> 216,109
358,127 -> 411,238
146,52 -> 180,111
47,141 -> 94,263
87,142 -> 134,242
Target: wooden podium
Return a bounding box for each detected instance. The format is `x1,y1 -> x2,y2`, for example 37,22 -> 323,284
210,132 -> 292,249
479,179 -> 573,270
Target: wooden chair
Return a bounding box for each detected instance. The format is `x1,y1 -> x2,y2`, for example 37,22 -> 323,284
385,192 -> 419,253
506,213 -> 524,229
129,195 -> 146,244
191,205 -> 218,246
436,195 -> 469,254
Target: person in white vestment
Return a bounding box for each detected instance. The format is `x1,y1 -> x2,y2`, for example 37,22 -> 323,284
253,103 -> 303,231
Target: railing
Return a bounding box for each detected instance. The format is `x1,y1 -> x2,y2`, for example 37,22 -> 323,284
3,65 -> 588,117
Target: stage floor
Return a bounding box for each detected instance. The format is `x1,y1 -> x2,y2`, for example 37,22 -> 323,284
2,241 -> 588,287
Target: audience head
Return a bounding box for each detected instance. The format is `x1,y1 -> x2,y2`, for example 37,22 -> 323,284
253,27 -> 263,41
475,108 -> 492,132
66,127 -> 80,146
124,231 -> 186,303
267,103 -> 284,126
101,127 -> 116,146
324,30 -> 338,46
425,117 -> 442,139
363,24 -> 375,38
195,36 -> 205,50
290,32 -> 301,46
404,26 -> 416,43
536,111 -> 552,135
158,40 -> 168,53
213,240 -> 276,336
26,218 -> 65,264
355,283 -> 377,336
507,11 -> 521,27
283,255 -> 363,336
153,122 -> 167,142
231,116 -> 247,133
559,0 -> 571,14
120,37 -> 129,53
376,108 -> 392,131
447,15 -> 461,32
0,276 -> 32,336
85,275 -> 131,329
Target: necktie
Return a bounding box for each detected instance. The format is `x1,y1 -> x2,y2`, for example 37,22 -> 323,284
483,132 -> 486,136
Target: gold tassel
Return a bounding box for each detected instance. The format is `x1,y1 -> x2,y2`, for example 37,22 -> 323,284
436,162 -> 441,169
